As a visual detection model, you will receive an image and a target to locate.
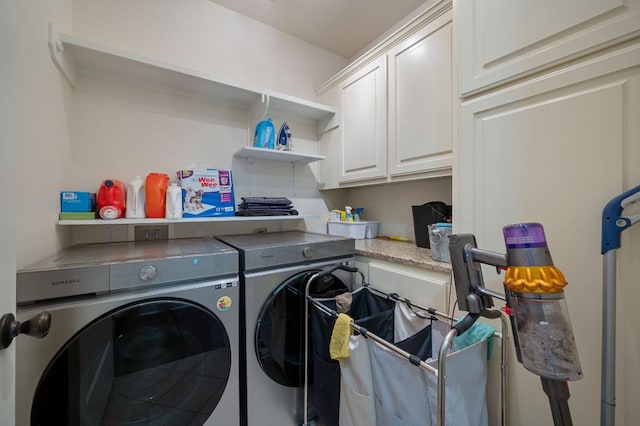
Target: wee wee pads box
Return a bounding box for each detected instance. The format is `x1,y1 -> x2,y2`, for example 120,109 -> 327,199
177,169 -> 235,218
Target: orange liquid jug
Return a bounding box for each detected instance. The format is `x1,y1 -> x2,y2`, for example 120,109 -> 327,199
145,173 -> 170,218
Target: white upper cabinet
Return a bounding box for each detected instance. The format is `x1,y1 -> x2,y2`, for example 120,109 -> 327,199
387,15 -> 452,177
317,0 -> 454,188
456,0 -> 640,96
455,40 -> 640,426
339,56 -> 388,183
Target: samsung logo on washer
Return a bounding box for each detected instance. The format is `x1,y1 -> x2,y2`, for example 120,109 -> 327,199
51,278 -> 80,286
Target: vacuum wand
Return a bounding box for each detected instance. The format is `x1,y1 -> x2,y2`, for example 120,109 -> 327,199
449,223 -> 582,426
600,184 -> 640,426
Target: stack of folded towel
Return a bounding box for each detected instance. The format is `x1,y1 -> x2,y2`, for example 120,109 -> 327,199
235,197 -> 299,216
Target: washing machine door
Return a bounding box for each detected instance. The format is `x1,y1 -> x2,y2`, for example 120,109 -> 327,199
30,298 -> 231,425
254,270 -> 348,387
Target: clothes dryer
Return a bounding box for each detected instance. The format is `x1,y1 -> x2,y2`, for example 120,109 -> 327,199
16,237 -> 240,426
216,231 -> 355,426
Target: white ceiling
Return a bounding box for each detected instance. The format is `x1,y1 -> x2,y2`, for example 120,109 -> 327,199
209,0 -> 427,58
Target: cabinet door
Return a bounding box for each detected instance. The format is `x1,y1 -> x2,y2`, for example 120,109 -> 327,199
317,85 -> 342,189
339,56 -> 387,183
456,0 -> 640,96
367,260 -> 450,311
455,43 -> 640,426
388,14 -> 452,177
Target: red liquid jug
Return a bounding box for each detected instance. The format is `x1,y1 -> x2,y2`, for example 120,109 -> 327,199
97,179 -> 126,219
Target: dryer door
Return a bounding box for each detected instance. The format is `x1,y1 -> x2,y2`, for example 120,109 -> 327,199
30,298 -> 231,425
254,270 -> 349,387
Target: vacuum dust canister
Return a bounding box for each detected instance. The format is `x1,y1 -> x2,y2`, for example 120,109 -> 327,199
502,223 -> 582,382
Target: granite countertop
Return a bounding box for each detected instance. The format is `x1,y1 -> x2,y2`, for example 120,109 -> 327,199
354,238 -> 452,274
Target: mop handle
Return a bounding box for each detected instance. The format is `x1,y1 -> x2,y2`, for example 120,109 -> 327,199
601,184 -> 640,253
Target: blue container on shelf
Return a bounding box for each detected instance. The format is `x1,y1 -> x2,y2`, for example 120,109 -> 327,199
254,118 -> 275,149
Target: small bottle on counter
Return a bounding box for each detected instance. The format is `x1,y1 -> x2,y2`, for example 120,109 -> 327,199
165,183 -> 183,219
345,206 -> 354,222
354,208 -> 364,222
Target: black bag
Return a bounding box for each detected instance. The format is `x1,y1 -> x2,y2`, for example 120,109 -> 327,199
310,288 -> 395,426
411,202 -> 452,248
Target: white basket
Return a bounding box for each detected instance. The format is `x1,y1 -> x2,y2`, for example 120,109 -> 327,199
327,220 -> 378,239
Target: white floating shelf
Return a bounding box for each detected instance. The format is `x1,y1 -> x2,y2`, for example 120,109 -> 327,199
48,24 -> 338,136
233,147 -> 325,196
233,147 -> 325,165
58,215 -> 313,226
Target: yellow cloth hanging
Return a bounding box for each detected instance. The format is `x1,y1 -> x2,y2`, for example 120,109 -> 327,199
329,313 -> 353,361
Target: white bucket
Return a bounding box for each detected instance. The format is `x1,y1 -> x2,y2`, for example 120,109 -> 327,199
428,223 -> 452,263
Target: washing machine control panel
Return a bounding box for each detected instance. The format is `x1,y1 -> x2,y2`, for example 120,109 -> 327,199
302,246 -> 313,258
110,254 -> 238,291
139,265 -> 158,281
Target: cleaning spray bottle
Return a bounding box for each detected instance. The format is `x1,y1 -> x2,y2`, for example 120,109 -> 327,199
345,206 -> 354,222
354,208 -> 364,222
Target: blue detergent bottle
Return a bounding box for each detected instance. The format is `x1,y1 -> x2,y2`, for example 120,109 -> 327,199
254,118 -> 275,149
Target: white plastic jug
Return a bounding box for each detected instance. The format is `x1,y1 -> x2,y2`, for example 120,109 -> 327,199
125,176 -> 146,218
165,183 -> 183,219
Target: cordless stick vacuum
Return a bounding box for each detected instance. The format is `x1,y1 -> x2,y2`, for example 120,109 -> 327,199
600,185 -> 640,426
448,223 -> 583,426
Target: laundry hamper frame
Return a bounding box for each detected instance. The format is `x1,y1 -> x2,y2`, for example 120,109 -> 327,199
301,263 -> 507,426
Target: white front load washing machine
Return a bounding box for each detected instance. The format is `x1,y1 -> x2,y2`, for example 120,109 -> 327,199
216,231 -> 355,426
16,237 -> 240,426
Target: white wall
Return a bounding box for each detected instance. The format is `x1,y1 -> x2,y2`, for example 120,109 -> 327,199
346,178 -> 452,239
16,0 -> 73,269
71,0 -> 348,100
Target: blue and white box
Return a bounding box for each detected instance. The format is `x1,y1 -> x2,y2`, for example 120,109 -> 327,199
177,169 -> 235,218
60,191 -> 96,212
